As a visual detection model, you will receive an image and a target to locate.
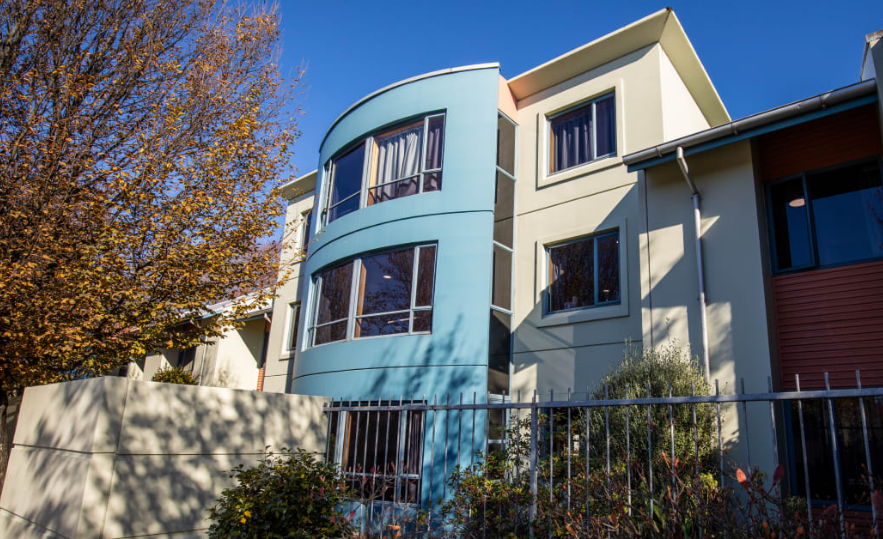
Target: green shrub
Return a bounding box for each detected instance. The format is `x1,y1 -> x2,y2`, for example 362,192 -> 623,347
151,366 -> 198,385
586,343 -> 718,476
207,448 -> 353,539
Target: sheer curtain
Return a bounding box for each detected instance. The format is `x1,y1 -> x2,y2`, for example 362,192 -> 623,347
371,122 -> 423,204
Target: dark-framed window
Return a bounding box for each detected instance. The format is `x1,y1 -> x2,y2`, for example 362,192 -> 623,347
548,93 -> 616,174
321,114 -> 445,226
300,209 -> 313,256
785,397 -> 883,507
767,158 -> 883,274
308,244 -> 437,346
546,230 -> 620,314
287,302 -> 301,352
177,346 -> 197,372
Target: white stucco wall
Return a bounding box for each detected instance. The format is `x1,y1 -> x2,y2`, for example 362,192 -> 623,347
0,377 -> 330,539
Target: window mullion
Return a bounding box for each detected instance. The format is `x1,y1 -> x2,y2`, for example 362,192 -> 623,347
323,163 -> 335,226
310,275 -> 324,347
409,246 -> 420,332
418,116 -> 430,194
354,308 -> 411,319
492,240 -> 513,253
592,102 -> 598,161
347,259 -> 361,340
496,166 -> 516,182
802,174 -> 820,268
594,237 -> 600,306
360,138 -> 372,209
490,304 -> 513,316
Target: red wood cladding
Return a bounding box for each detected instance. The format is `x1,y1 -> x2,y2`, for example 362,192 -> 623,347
756,104 -> 883,181
773,260 -> 883,390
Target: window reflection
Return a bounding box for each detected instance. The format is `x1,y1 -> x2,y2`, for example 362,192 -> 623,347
768,160 -> 883,272
809,162 -> 883,266
547,231 -> 620,313
310,245 -> 436,346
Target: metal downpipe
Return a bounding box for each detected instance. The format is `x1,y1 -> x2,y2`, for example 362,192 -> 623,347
676,147 -> 711,382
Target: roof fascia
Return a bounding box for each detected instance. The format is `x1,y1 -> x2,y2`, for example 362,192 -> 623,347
657,10 -> 729,125
626,94 -> 878,172
280,170 -> 317,200
505,9 -> 728,125
507,9 -> 669,101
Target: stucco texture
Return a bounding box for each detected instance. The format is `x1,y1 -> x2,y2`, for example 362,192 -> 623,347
0,377 -> 330,539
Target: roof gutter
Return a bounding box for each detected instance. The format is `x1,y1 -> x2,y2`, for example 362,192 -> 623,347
624,79 -> 877,170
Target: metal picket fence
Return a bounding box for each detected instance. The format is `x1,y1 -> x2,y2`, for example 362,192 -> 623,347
322,371 -> 883,537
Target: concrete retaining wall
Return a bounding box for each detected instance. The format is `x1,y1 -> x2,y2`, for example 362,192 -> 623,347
0,377 -> 329,538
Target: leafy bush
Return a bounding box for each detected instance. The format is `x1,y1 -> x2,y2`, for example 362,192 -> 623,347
442,435 -> 533,538
586,343 -> 718,477
151,366 -> 198,385
207,448 -> 353,539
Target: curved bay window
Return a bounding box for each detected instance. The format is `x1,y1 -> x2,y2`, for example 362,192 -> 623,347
308,244 -> 437,347
321,114 -> 445,226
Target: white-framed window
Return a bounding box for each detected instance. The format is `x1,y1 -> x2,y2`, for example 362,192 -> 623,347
321,113 -> 445,226
307,244 -> 437,347
547,93 -> 615,174
286,302 -> 301,353
328,404 -> 423,504
546,229 -> 620,314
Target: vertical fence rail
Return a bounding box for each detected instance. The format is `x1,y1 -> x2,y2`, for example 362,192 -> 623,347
856,371 -> 878,536
321,378 -> 883,538
824,373 -> 846,539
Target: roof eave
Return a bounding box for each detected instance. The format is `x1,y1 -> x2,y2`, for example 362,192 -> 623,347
506,8 -> 729,126
279,169 -> 317,201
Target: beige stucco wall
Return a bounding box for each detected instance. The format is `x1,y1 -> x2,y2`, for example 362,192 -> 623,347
131,318 -> 264,391
204,318 -> 264,390
638,140 -> 777,474
0,377 -> 330,539
511,42 -> 713,397
263,190 -> 315,393
659,47 -> 710,140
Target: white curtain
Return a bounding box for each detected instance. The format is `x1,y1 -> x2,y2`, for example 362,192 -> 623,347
372,122 -> 423,203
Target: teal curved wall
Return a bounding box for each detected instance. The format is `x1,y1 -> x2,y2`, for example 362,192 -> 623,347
292,66 -> 501,403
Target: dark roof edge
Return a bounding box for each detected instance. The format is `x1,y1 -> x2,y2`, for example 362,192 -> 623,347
623,79 -> 878,169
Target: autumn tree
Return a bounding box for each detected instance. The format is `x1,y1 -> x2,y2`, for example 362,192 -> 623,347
0,0 -> 300,482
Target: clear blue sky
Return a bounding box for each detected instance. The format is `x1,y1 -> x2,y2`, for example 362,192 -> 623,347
277,0 -> 883,177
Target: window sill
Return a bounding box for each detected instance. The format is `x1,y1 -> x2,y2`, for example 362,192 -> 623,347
539,155 -> 622,188
279,350 -> 295,360
308,330 -> 431,350
536,301 -> 628,328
